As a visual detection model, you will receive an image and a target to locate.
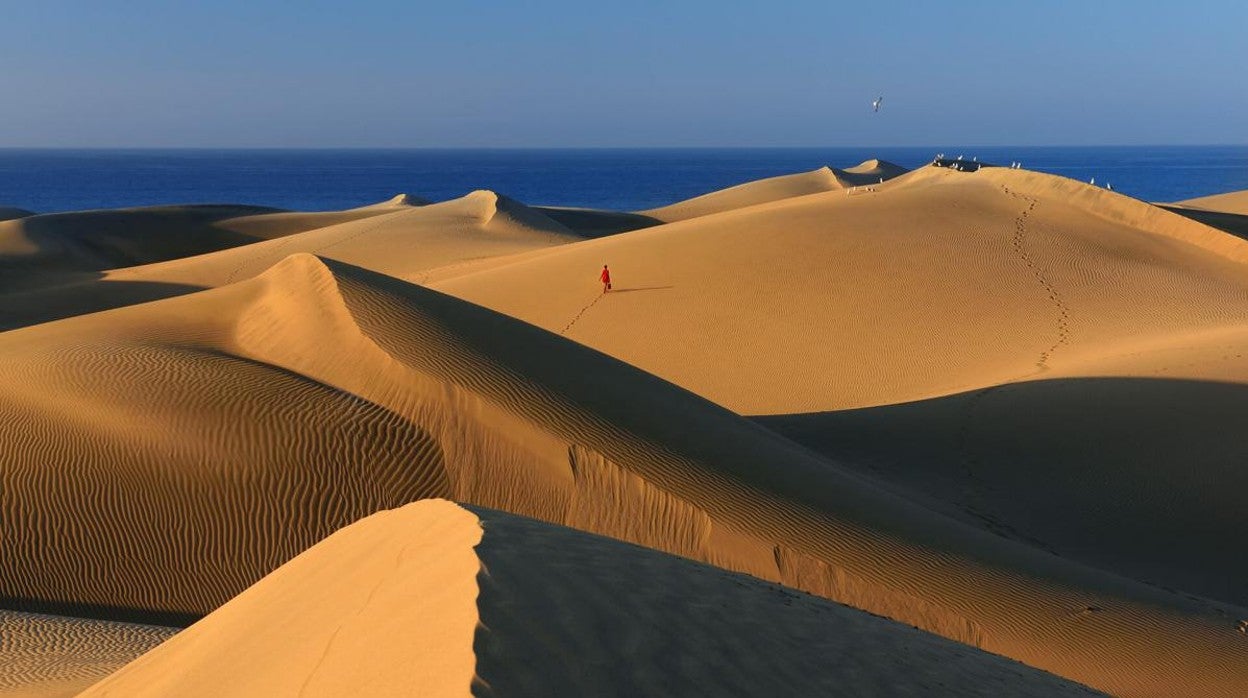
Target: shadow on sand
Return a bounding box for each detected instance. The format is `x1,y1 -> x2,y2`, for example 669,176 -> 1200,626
753,375 -> 1248,607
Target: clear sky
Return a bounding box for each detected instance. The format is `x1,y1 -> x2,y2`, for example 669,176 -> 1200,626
0,1 -> 1243,147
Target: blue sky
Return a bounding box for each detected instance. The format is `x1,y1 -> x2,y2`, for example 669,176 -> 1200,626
0,1 -> 1243,147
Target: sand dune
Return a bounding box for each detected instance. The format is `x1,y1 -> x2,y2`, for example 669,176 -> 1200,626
0,611 -> 175,698
430,164 -> 1248,617
0,190 -> 578,330
531,205 -> 661,237
1160,203 -> 1248,239
2,252 -> 1246,695
0,202 -> 410,293
436,165 -> 1248,414
1176,189 -> 1248,215
81,500 -> 1103,697
641,160 -> 908,222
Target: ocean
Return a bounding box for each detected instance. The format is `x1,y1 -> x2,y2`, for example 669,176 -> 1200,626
1,146 -> 1245,214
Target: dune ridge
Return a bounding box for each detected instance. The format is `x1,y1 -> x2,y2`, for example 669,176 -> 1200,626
80,500 -> 1103,698
0,190 -> 581,331
436,165 -> 1248,414
1175,189 -> 1248,215
0,207 -> 33,222
641,160 -> 908,222
0,202 -> 407,294
2,252 -> 1247,695
428,164 -> 1248,619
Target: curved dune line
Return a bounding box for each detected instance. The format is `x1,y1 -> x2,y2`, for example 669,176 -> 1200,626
80,501 -> 1102,698
3,253 -> 1246,694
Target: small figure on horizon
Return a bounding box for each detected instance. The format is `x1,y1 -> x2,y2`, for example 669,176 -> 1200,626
1090,177 -> 1096,185
600,264 -> 612,292
1107,182 -> 1113,191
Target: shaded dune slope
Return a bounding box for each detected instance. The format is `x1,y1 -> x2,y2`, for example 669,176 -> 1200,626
641,160 -> 908,222
757,374 -> 1248,608
0,190 -> 578,331
1176,189 -> 1248,215
0,207 -> 34,222
433,164 -> 1248,621
0,201 -> 409,293
436,166 -> 1248,415
81,500 -> 1103,698
1161,203 -> 1248,240
2,254 -> 1246,695
531,206 -> 661,237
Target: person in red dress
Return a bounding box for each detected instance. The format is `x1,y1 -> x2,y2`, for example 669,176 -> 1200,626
600,264 -> 611,292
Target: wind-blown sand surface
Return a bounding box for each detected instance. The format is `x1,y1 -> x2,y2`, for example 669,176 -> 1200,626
433,165 -> 1248,600
0,191 -> 580,330
3,162 -> 1248,696
0,611 -> 175,697
80,500 -> 1102,697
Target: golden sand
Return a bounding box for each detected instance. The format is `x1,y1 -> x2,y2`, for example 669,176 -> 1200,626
3,163 -> 1248,696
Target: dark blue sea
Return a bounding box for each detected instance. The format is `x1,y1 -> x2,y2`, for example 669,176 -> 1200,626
1,146 -> 1245,214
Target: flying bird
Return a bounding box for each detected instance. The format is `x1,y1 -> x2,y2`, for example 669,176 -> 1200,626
872,96 -> 883,112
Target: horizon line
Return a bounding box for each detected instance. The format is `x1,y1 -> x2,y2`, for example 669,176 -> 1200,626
0,143 -> 1245,152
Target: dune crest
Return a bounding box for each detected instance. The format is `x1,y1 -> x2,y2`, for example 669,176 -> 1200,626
437,164 -> 1248,414
80,500 -> 482,698
641,161 -> 909,222
0,190 -> 583,331
81,500 -> 1103,698
1174,189 -> 1248,215
354,193 -> 430,209
455,189 -> 575,235
0,207 -> 33,222
4,252 -> 1248,695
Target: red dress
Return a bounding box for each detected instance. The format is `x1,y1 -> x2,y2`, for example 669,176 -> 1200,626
600,268 -> 611,285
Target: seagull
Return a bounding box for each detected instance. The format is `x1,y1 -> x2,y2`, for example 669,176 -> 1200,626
872,96 -> 883,112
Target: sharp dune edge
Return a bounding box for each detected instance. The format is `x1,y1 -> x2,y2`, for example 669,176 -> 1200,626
0,190 -> 581,330
2,164 -> 1248,696
1176,189 -> 1248,215
436,164 -> 1248,615
0,207 -> 34,222
77,500 -> 1102,697
640,159 -> 907,222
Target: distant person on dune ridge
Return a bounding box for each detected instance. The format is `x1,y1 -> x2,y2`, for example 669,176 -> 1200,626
600,264 -> 612,292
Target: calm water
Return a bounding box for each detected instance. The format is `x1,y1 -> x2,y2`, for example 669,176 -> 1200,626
0,146 -> 1245,214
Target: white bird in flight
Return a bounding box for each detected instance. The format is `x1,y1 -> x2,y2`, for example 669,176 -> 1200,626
872,96 -> 883,112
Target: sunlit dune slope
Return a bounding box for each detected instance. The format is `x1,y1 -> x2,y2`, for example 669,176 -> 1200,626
0,200 -> 413,292
1176,189 -> 1248,215
2,253 -> 1246,695
1161,203 -> 1248,239
81,500 -> 1103,698
436,165 -> 1248,415
640,160 -> 908,222
430,166 -> 1248,621
0,190 -> 578,330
